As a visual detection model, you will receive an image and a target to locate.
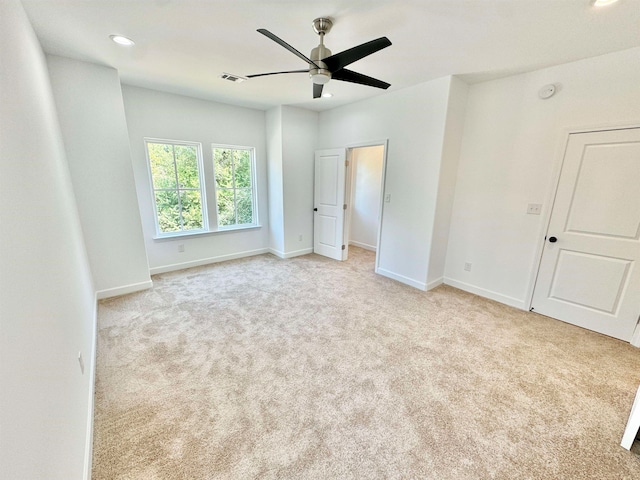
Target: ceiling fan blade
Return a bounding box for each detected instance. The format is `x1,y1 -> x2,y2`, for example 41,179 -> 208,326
332,69 -> 390,90
246,69 -> 309,78
313,83 -> 324,99
257,29 -> 320,69
323,37 -> 392,72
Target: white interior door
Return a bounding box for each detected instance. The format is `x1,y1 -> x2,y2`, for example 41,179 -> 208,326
531,128 -> 640,341
314,149 -> 346,261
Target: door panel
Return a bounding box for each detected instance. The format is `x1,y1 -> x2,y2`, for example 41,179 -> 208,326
532,128 -> 640,341
548,251 -> 631,313
318,215 -> 337,247
317,156 -> 339,206
565,143 -> 640,238
314,149 -> 346,261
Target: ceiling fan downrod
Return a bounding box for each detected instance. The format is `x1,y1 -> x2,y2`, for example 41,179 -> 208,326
310,18 -> 333,85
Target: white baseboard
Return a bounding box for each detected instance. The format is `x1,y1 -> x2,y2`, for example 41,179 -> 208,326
443,277 -> 527,310
349,240 -> 376,252
269,247 -> 313,259
96,280 -> 153,300
84,295 -> 98,480
149,248 -> 269,275
426,277 -> 444,291
268,248 -> 286,259
376,267 -> 427,291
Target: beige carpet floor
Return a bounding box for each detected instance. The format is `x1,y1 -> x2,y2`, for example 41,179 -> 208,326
93,247 -> 640,479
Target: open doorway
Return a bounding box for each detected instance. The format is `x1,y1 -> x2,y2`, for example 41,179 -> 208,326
312,142 -> 387,268
344,143 -> 386,270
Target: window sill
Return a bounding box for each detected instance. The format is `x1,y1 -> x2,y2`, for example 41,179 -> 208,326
153,224 -> 262,241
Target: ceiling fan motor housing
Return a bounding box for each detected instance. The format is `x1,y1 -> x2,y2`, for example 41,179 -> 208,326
310,46 -> 332,84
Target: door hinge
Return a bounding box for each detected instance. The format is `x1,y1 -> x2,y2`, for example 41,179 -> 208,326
345,159 -> 349,167
342,245 -> 346,250
343,204 -> 347,210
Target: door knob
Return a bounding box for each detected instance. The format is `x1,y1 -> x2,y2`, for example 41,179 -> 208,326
548,236 -> 558,243
313,208 -> 318,211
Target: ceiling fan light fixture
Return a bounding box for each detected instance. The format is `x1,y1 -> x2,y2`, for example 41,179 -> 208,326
322,92 -> 333,98
311,72 -> 330,85
109,34 -> 135,46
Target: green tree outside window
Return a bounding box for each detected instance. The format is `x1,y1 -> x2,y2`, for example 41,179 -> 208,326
147,142 -> 205,234
213,147 -> 255,227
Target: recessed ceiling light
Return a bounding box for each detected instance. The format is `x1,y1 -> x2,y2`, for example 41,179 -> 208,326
109,35 -> 135,46
322,92 -> 333,98
592,0 -> 620,6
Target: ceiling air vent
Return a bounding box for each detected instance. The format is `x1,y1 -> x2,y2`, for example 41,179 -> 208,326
220,73 -> 247,83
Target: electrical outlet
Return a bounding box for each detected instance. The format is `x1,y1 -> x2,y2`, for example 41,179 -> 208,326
178,244 -> 185,253
527,203 -> 542,215
464,262 -> 472,272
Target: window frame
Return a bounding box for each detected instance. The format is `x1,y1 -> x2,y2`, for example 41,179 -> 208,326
144,138 -> 208,238
211,144 -> 259,230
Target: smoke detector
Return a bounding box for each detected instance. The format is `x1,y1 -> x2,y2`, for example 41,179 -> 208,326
538,84 -> 556,99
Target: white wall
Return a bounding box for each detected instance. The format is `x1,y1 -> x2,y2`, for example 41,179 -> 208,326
0,1 -> 96,478
445,46 -> 640,308
318,77 -> 456,289
427,77 -> 469,286
266,105 -> 318,258
121,85 -> 269,273
47,56 -> 151,298
282,106 -> 318,255
266,106 -> 285,254
349,146 -> 384,251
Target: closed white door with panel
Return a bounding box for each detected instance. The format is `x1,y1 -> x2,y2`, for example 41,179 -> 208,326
314,149 -> 346,261
532,128 -> 640,341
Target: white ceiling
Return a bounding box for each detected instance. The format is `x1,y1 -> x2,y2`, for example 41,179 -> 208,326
21,0 -> 640,112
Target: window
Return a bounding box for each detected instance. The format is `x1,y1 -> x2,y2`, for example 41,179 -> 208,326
144,139 -> 259,238
145,140 -> 206,235
213,146 -> 257,228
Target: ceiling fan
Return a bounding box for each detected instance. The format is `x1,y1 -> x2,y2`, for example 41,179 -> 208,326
247,18 -> 392,99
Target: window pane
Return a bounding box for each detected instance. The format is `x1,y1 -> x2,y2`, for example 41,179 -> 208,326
234,150 -> 252,188
236,188 -> 253,225
217,189 -> 235,226
180,190 -> 203,230
175,145 -> 200,189
212,146 -> 256,228
214,149 -> 234,189
148,143 -> 176,189
155,190 -> 181,232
